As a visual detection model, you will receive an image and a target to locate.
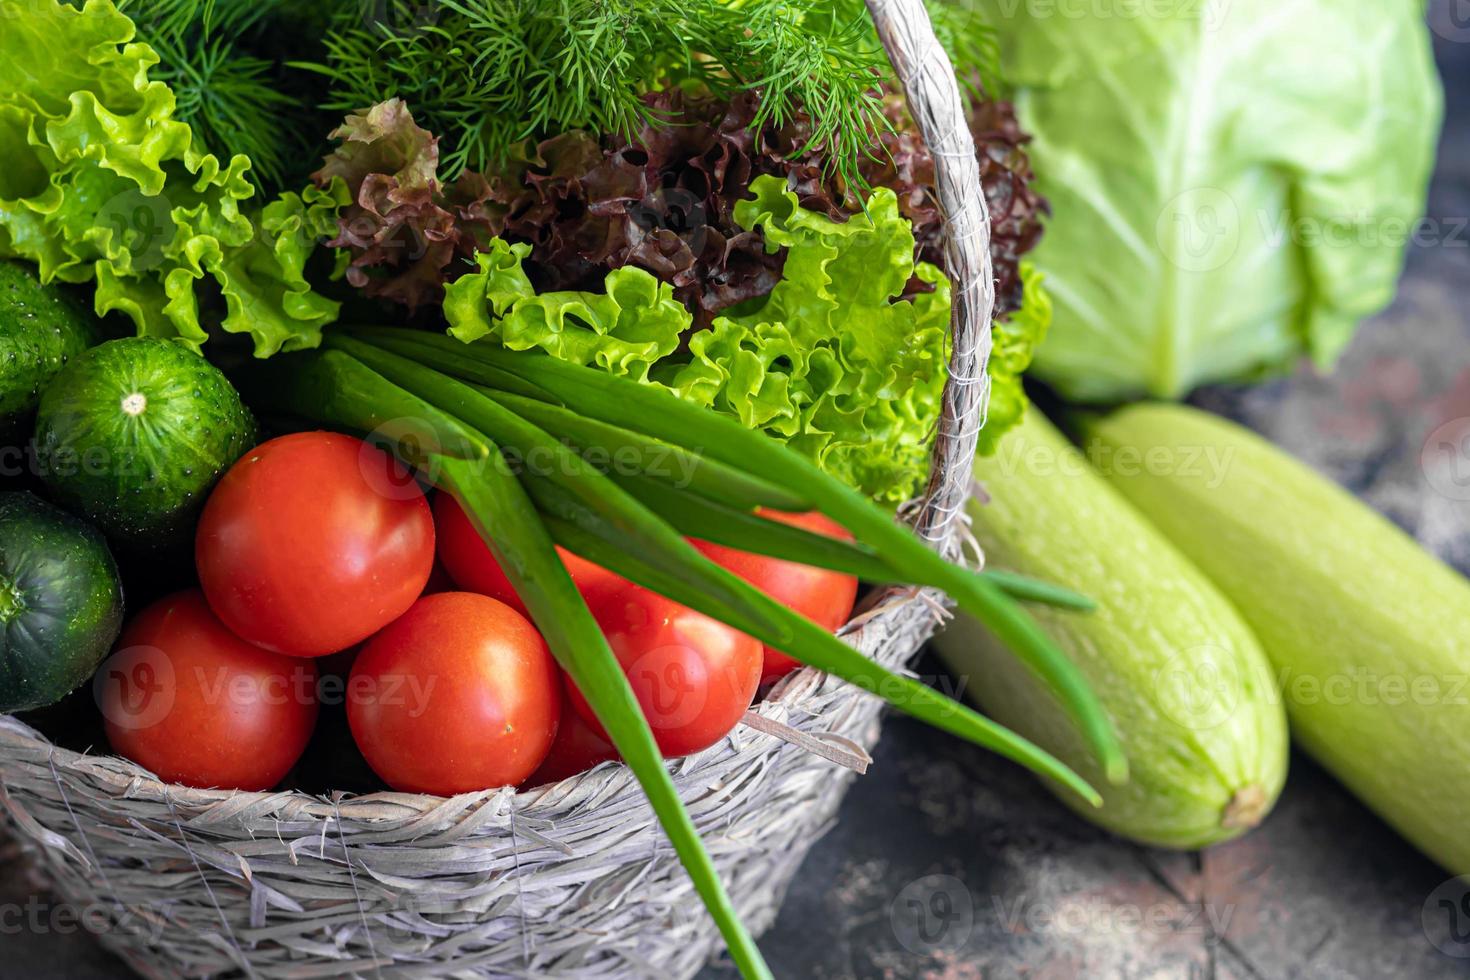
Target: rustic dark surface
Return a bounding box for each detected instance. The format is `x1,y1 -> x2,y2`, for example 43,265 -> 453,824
4,14 -> 1469,980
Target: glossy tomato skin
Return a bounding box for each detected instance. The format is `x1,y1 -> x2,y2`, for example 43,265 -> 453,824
100,590 -> 318,791
434,493 -> 620,614
526,691 -> 618,785
196,432 -> 435,658
694,509 -> 859,684
348,592 -> 561,795
568,587 -> 761,758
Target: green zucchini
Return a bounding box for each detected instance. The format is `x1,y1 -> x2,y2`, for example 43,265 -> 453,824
1083,402 -> 1470,873
934,411 -> 1287,847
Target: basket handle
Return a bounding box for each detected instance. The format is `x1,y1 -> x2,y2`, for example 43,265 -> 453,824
864,0 -> 994,554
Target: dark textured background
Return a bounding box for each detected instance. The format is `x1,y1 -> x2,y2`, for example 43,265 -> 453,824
4,11 -> 1469,980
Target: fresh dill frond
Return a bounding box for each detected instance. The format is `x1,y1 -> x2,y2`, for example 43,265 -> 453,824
110,0 -> 1004,192
924,0 -> 1005,98
687,0 -> 894,173
302,0 -> 899,187
116,0 -> 329,191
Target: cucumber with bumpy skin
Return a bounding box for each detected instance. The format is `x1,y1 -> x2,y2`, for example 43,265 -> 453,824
0,260 -> 101,443
0,492 -> 124,713
34,338 -> 257,553
934,411 -> 1287,847
1084,402 -> 1470,873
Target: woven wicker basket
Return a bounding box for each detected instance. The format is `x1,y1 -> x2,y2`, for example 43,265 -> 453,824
0,1 -> 996,975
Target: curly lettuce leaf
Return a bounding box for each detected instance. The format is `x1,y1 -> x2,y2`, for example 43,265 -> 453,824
447,239 -> 690,379
449,176 -> 1000,503
663,176 -> 951,503
979,261 -> 1050,456
0,0 -> 344,356
978,0 -> 1442,401
311,99 -> 499,310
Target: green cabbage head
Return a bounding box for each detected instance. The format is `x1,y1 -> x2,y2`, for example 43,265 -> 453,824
975,0 -> 1442,401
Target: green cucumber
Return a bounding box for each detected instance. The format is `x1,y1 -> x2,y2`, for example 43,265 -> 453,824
0,260 -> 101,443
933,411 -> 1287,847
1084,403 -> 1470,873
0,492 -> 124,713
34,338 -> 257,553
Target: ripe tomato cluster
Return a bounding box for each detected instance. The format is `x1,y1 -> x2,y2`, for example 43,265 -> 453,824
102,432 -> 858,796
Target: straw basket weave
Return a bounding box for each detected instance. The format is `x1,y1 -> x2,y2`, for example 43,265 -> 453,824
0,0 -> 996,975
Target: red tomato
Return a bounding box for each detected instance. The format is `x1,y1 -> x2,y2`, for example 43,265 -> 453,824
347,592 -> 561,794
526,690 -> 618,786
196,432 -> 435,658
568,587 -> 761,758
99,590 -> 318,791
434,493 -> 621,615
694,510 -> 859,684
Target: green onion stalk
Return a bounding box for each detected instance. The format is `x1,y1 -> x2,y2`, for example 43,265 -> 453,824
237,328 -> 1125,980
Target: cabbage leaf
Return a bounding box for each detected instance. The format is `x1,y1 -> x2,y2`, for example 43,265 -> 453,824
974,0 -> 1442,401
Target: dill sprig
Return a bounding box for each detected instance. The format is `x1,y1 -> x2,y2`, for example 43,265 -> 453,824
112,0 -> 1005,195
924,0 -> 1005,98
302,0 -> 899,186
117,0 -> 325,191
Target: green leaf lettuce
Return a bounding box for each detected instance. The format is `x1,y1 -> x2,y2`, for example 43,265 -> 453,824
450,175 -> 1002,503
0,0 -> 346,357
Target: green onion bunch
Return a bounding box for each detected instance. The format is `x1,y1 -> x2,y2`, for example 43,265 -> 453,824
240,328 -> 1125,979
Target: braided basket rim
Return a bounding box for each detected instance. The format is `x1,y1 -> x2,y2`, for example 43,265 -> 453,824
0,1 -> 995,975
